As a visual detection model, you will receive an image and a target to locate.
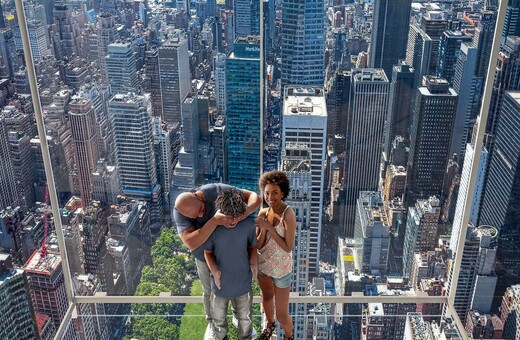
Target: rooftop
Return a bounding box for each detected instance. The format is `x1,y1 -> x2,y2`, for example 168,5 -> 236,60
24,251 -> 61,275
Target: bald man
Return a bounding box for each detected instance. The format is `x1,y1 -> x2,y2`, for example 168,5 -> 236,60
173,183 -> 261,339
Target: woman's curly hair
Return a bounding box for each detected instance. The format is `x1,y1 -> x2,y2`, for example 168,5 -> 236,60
258,170 -> 290,200
215,188 -> 247,216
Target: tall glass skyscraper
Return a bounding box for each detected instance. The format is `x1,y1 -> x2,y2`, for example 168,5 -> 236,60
280,0 -> 325,88
225,36 -> 261,192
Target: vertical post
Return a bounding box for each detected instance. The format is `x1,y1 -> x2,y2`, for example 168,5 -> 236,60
14,0 -> 75,303
446,0 -> 507,325
259,0 -> 265,179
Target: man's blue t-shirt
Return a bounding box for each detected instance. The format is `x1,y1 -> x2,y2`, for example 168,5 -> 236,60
173,183 -> 233,261
205,218 -> 258,298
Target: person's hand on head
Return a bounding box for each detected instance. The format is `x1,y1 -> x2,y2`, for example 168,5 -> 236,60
214,210 -> 238,228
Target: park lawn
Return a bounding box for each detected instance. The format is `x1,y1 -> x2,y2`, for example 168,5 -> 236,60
179,280 -> 207,339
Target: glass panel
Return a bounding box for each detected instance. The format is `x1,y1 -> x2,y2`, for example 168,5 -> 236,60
0,0 -> 514,338
68,303 -> 464,340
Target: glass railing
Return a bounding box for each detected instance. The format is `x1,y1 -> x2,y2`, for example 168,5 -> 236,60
56,301 -> 466,340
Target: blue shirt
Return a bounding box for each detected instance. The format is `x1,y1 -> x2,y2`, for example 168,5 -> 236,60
205,218 -> 257,298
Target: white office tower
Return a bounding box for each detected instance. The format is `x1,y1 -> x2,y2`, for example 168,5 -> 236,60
354,191 -> 391,276
13,19 -> 52,61
449,117 -> 488,253
109,93 -> 163,223
105,43 -> 139,94
446,224 -> 498,322
281,142 -> 312,340
214,53 -> 227,115
282,86 -> 327,277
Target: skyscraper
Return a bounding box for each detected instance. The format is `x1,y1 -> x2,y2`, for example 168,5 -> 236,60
502,0 -> 520,43
406,76 -> 458,206
342,69 -> 389,237
158,36 -> 191,126
12,19 -> 52,61
500,284 -> 520,339
420,11 -> 448,75
486,36 -> 520,152
280,0 -> 325,88
226,36 -> 261,192
450,118 -> 488,253
52,3 -> 78,60
281,142 -> 312,340
447,225 -> 498,322
282,86 -> 327,276
144,48 -> 162,117
354,191 -> 390,275
0,254 -> 38,339
69,97 -> 100,204
383,61 -> 414,158
451,43 -> 480,161
234,0 -> 259,36
214,53 -> 226,115
402,196 -> 441,277
369,0 -> 412,77
105,43 -> 139,94
24,251 -> 69,331
473,10 -> 496,79
1,107 -> 36,210
405,23 -> 433,89
109,93 -> 162,223
479,91 -> 520,306
436,30 -> 471,84
0,117 -> 17,211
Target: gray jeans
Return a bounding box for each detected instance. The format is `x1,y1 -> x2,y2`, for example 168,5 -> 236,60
212,292 -> 253,340
196,258 -> 213,325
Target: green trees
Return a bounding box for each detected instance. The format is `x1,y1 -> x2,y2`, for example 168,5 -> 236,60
127,227 -> 195,339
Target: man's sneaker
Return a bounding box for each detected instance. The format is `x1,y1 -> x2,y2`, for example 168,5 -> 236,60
205,323 -> 216,340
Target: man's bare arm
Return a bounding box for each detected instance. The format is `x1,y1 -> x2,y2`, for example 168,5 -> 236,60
204,250 -> 221,290
179,216 -> 220,251
240,190 -> 262,221
248,245 -> 258,279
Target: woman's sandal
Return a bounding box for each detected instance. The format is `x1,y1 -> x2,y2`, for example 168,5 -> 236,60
259,321 -> 276,340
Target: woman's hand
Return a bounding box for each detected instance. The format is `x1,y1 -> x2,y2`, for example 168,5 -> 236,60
254,216 -> 273,231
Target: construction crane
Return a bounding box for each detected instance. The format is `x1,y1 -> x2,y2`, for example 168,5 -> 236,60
39,184 -> 49,258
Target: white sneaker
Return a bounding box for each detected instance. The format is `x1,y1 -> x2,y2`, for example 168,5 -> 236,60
205,324 -> 216,340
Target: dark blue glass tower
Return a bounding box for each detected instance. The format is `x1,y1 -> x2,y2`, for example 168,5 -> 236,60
225,36 -> 261,192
